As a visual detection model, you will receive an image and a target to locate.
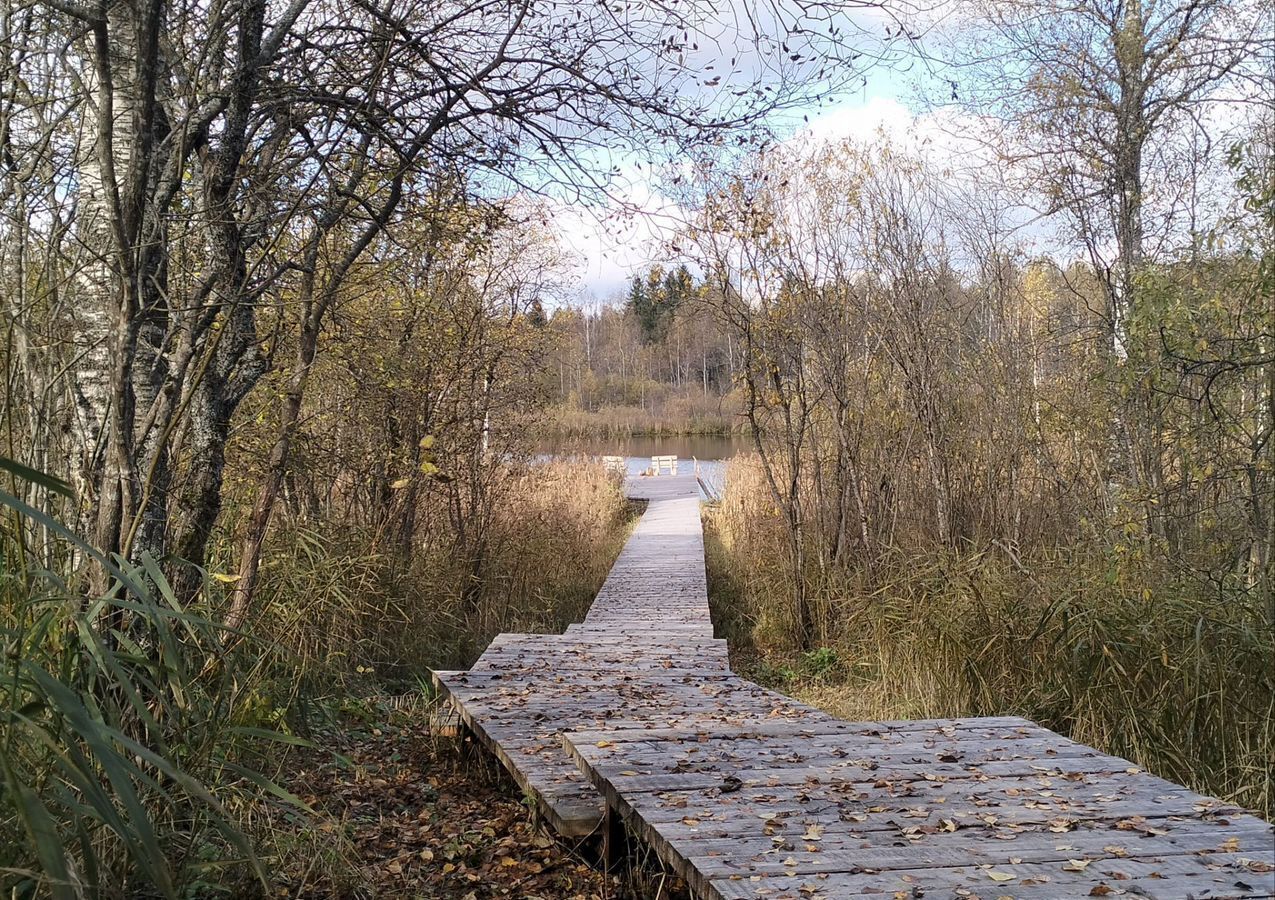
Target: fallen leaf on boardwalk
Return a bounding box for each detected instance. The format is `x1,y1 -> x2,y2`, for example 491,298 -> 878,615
595,740 -> 613,748
1063,858 -> 1092,871
803,824 -> 824,841
988,870 -> 1015,881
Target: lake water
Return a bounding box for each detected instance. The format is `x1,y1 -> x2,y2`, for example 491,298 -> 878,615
534,434 -> 750,500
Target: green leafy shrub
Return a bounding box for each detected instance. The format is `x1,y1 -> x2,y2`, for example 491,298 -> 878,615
0,460 -> 294,897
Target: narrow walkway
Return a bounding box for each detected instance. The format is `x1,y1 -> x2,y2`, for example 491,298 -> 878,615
434,476 -> 1274,898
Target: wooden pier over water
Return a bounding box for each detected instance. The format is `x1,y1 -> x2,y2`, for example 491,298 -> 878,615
434,472 -> 1274,899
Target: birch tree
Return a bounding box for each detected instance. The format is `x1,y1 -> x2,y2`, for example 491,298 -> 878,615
942,0 -> 1269,356
3,0 -> 890,602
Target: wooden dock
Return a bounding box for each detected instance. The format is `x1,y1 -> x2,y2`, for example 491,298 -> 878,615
433,473 -> 1274,898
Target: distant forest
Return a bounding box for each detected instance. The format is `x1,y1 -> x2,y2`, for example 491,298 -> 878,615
542,266 -> 744,435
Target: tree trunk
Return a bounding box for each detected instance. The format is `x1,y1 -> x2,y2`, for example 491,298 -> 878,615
227,313 -> 319,632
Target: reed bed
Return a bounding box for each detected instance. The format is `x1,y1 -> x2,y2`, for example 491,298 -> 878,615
543,388 -> 742,438
705,454 -> 1275,819
250,459 -> 632,682
0,459 -> 633,896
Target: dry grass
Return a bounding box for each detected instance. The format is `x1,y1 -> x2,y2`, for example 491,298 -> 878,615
705,454 -> 1275,819
543,388 -> 742,437
251,460 -> 634,686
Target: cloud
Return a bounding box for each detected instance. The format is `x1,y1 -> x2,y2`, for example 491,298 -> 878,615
551,96 -> 924,297
801,94 -> 920,144
552,89 -> 1007,297
549,172 -> 688,303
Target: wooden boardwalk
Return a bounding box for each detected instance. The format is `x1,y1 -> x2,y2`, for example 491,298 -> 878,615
433,473 -> 1274,898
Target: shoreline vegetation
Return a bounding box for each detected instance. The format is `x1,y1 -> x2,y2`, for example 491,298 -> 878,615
539,410 -> 740,439
703,454 -> 1275,822
538,392 -> 746,440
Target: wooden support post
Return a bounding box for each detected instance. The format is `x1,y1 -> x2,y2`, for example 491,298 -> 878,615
601,806 -> 628,873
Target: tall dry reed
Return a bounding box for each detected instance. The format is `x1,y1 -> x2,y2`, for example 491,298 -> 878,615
706,454 -> 1275,818
251,461 -> 632,684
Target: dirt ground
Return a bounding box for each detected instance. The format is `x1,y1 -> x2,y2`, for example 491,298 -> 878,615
268,700 -> 624,899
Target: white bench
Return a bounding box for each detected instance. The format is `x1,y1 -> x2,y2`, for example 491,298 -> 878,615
651,455 -> 678,476
601,455 -> 627,476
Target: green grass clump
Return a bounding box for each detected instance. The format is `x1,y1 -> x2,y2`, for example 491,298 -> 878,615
0,462 -> 290,897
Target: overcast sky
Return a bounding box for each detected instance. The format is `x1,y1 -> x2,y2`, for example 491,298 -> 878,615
554,61 -> 939,302
549,13 -> 1265,305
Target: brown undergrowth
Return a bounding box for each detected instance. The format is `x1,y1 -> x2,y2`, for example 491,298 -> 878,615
262,699 -> 614,899
256,696 -> 691,899
704,456 -> 1275,821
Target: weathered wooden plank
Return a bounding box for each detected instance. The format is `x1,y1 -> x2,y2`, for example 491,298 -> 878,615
603,779 -> 1231,831
687,822 -> 1275,877
575,751 -> 1161,796
566,716 -> 1041,745
473,645 -> 727,664
622,473 -> 701,500
571,725 -> 1080,762
433,479 -> 1273,898
433,670 -> 604,836
706,851 -> 1275,900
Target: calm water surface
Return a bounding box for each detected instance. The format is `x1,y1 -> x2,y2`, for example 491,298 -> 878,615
534,434 -> 750,499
